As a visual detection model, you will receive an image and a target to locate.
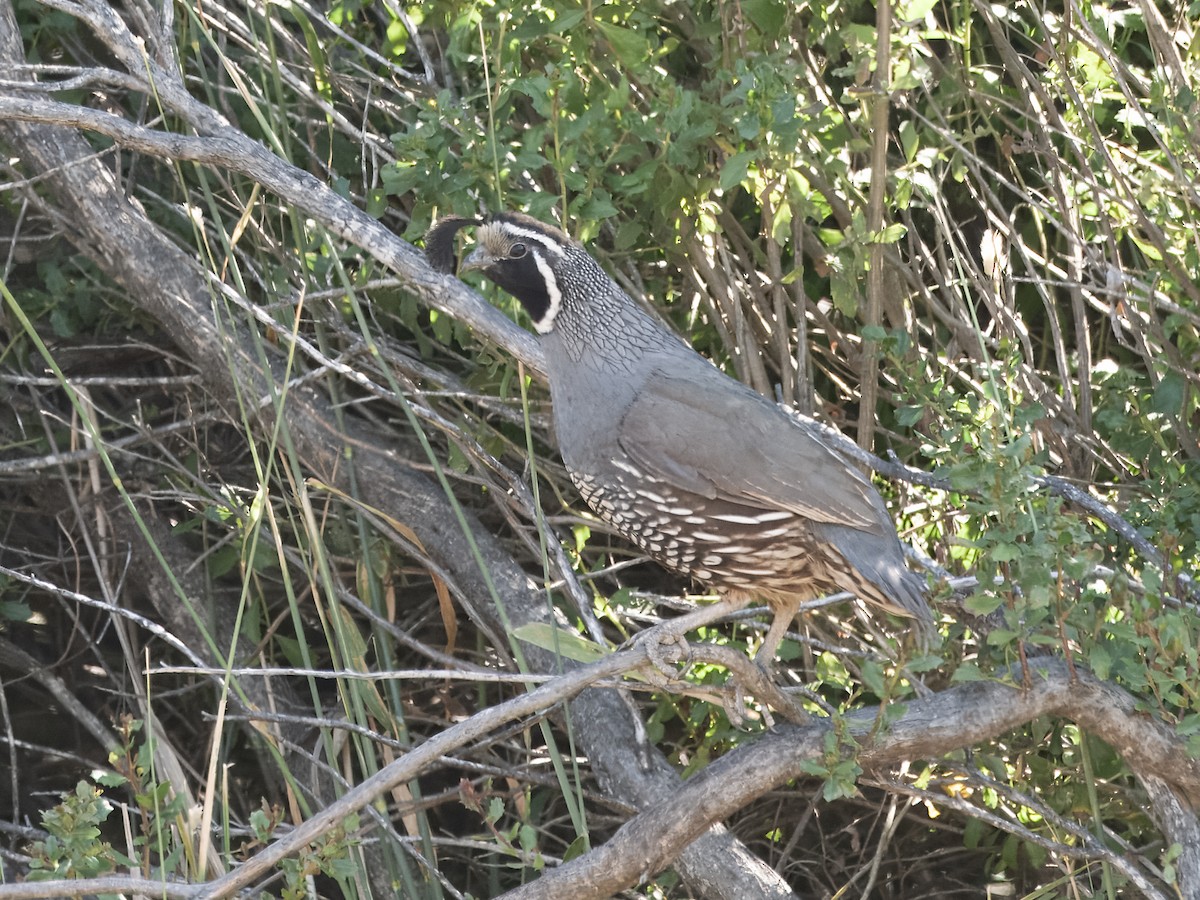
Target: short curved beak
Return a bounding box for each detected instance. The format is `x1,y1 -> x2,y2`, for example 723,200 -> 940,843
460,247 -> 493,273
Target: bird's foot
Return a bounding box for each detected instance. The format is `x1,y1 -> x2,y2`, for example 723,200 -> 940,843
625,591 -> 757,677
627,626 -> 810,726
628,625 -> 695,685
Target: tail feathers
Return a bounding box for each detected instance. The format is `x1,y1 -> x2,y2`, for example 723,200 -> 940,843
820,523 -> 937,646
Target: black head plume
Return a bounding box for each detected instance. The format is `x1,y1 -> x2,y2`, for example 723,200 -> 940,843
423,216 -> 479,274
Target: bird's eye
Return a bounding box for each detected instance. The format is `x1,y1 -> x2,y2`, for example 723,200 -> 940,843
509,243 -> 528,259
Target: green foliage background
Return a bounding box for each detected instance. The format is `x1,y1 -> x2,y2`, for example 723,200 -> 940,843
2,0 -> 1199,896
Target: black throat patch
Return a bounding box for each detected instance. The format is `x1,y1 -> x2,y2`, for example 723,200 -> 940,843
485,250 -> 557,329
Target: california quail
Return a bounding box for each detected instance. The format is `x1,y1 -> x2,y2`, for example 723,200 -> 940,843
425,212 -> 935,659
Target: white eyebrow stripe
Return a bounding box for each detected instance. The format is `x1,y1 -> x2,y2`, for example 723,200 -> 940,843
503,224 -> 567,257
531,252 -> 562,333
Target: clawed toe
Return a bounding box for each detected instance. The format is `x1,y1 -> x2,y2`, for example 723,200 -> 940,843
629,625 -> 693,683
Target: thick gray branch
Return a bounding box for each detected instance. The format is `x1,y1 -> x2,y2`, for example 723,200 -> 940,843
502,658 -> 1199,899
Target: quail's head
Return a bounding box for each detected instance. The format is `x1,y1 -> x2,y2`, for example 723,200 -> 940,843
426,213 -> 579,334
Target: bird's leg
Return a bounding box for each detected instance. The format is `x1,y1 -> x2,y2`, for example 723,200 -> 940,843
754,596 -> 801,665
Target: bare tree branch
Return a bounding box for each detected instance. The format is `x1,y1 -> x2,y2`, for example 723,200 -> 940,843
0,92 -> 545,378
500,658 -> 1199,899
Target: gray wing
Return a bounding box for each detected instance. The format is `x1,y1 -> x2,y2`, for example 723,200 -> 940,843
617,371 -> 884,531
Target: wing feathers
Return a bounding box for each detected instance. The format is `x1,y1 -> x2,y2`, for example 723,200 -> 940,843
617,371 -> 884,531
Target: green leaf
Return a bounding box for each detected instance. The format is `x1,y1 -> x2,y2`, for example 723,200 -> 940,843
742,0 -> 786,33
486,797 -> 504,824
550,8 -> 586,32
719,150 -> 756,191
1130,234 -> 1163,260
990,543 -> 1021,562
579,193 -> 619,220
249,808 -> 274,840
963,816 -> 985,848
899,120 -> 920,163
512,623 -> 606,662
519,824 -> 538,852
860,324 -> 888,342
963,592 -> 1004,615
1151,371 -> 1186,415
0,599 -> 32,621
898,0 -> 938,20
951,663 -> 985,682
985,628 -> 1019,646
830,274 -> 859,317
563,834 -> 589,862
822,761 -> 863,801
595,21 -> 650,67
860,658 -> 887,696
